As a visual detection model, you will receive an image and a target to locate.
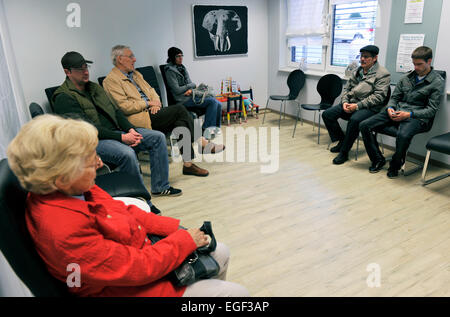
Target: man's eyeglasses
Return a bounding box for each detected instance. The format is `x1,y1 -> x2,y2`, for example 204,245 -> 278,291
71,65 -> 91,72
360,54 -> 373,60
121,54 -> 135,59
175,54 -> 184,58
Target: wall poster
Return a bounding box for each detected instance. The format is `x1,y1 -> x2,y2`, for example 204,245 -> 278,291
192,5 -> 248,58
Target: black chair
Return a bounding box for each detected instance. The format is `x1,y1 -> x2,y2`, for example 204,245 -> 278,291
135,66 -> 162,99
98,76 -> 106,87
159,64 -> 178,106
44,86 -> 59,112
133,66 -> 178,157
0,158 -> 150,296
263,69 -> 306,129
421,132 -> 450,185
375,70 -> 446,176
29,102 -> 45,118
0,159 -> 70,296
296,74 -> 343,143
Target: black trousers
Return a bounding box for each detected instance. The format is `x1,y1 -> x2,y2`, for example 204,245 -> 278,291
360,111 -> 429,170
150,105 -> 196,161
322,104 -> 378,155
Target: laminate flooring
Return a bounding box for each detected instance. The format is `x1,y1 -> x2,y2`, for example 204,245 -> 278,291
140,112 -> 450,297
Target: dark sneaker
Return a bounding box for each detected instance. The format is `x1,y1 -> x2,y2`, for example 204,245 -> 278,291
330,140 -> 343,153
150,205 -> 161,215
332,153 -> 348,165
183,164 -> 209,177
152,187 -> 183,197
369,159 -> 386,173
387,169 -> 399,179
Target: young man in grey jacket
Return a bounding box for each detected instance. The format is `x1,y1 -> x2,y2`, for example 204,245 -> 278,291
360,46 -> 444,178
322,45 -> 391,165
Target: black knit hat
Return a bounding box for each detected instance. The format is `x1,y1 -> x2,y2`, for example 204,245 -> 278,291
167,47 -> 183,64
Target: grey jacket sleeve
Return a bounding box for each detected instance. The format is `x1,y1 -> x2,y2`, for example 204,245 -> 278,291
384,79 -> 404,112
165,69 -> 196,96
340,73 -> 357,104
412,78 -> 444,119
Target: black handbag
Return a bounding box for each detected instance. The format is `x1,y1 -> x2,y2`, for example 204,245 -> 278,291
148,221 -> 220,286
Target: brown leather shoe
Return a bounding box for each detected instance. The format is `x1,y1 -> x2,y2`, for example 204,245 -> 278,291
200,142 -> 225,154
183,163 -> 209,177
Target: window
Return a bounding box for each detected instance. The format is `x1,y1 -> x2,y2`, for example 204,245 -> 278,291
286,0 -> 378,72
286,0 -> 326,70
330,0 -> 378,67
290,36 -> 323,65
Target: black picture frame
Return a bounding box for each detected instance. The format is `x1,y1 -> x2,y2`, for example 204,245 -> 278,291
192,5 -> 248,58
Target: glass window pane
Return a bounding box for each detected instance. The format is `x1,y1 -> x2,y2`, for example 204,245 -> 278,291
290,36 -> 322,65
331,0 -> 378,67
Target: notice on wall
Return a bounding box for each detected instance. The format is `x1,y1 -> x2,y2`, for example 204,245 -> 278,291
396,34 -> 425,72
404,0 -> 425,24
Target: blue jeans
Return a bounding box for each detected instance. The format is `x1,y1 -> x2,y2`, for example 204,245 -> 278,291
184,96 -> 222,129
96,128 -> 170,195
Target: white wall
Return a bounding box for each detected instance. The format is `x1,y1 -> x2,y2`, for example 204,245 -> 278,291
3,0 -> 175,112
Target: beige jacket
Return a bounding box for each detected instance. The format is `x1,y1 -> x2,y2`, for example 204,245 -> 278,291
103,67 -> 160,129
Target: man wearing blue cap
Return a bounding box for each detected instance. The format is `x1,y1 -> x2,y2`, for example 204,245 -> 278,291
322,45 -> 391,165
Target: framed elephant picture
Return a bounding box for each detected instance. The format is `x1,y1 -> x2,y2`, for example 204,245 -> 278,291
192,5 -> 248,58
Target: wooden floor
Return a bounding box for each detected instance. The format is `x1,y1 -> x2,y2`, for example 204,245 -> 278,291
141,112 -> 450,297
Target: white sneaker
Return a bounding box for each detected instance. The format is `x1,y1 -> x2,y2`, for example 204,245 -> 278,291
215,127 -> 222,135
204,128 -> 215,140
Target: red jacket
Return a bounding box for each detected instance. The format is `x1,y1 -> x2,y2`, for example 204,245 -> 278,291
25,185 -> 197,297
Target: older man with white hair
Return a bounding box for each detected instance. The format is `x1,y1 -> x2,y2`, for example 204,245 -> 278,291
103,45 -> 224,177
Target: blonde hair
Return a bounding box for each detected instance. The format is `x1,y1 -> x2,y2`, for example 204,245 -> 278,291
7,114 -> 98,194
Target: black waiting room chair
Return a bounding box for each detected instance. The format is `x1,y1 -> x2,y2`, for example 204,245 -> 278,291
263,69 -> 306,129
421,132 -> 450,185
29,102 -> 45,118
44,86 -> 59,112
98,76 -> 106,87
134,65 -> 179,156
296,74 -> 343,143
158,64 -> 179,107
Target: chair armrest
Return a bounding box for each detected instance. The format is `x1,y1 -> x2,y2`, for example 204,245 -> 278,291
95,172 -> 151,200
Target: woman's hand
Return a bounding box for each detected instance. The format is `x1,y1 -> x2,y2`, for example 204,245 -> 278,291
184,89 -> 193,96
187,228 -> 209,248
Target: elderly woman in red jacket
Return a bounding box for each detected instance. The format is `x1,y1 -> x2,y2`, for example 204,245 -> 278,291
7,114 -> 248,297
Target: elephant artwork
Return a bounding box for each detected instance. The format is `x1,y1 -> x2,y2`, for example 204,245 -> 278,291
202,9 -> 242,52
193,5 -> 248,57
